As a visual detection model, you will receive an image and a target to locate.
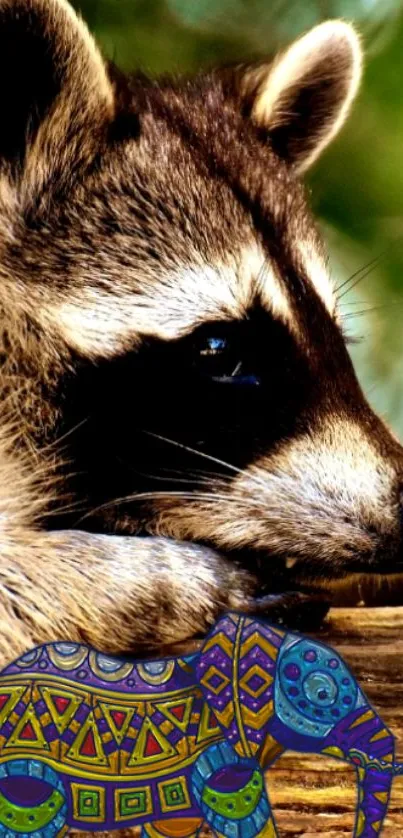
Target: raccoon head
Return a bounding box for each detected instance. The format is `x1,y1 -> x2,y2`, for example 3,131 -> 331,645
1,0 -> 403,591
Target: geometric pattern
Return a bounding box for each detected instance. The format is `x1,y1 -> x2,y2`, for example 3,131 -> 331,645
240,666 -> 273,699
4,702 -> 49,751
155,698 -> 193,733
98,702 -> 135,745
201,667 -> 230,696
71,783 -> 106,823
0,687 -> 26,728
114,786 -> 153,821
41,686 -> 83,735
197,613 -> 283,759
201,766 -> 263,819
66,711 -> 109,766
195,702 -> 220,744
158,777 -> 191,812
0,759 -> 68,835
0,612 -> 397,838
274,635 -> 359,739
320,704 -> 395,838
192,741 -> 269,838
128,716 -> 177,766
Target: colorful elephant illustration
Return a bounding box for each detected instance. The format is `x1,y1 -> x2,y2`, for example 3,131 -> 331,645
0,612 -> 397,838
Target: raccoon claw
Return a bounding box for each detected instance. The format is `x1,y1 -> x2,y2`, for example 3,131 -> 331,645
241,590 -> 332,631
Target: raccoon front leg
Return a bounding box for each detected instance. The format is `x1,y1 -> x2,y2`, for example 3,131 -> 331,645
0,532 -> 258,662
0,529 -> 330,663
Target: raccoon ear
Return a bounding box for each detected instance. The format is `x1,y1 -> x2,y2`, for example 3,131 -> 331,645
241,21 -> 362,173
0,0 -> 114,186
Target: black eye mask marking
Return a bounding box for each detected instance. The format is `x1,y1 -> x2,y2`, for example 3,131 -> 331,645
60,306 -> 310,482
48,301 -> 364,536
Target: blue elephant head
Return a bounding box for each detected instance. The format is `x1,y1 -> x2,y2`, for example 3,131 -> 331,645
195,613 -> 395,838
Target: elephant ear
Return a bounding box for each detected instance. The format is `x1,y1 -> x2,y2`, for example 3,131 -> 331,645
195,613 -> 285,759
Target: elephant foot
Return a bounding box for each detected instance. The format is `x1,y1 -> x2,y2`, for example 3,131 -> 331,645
192,742 -> 278,838
0,759 -> 68,838
142,819 -> 203,838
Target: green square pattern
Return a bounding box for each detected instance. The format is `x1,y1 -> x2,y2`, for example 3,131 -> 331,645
78,789 -> 100,817
120,790 -> 149,816
163,781 -> 186,808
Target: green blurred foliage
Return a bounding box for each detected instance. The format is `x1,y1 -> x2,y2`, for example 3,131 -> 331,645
73,0 -> 403,434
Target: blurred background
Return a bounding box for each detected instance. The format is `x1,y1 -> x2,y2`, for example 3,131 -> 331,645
71,0 -> 403,438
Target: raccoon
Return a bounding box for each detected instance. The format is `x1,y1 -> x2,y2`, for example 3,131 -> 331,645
0,0 -> 401,666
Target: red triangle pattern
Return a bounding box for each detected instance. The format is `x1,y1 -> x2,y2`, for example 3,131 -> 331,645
0,695 -> 9,712
80,729 -> 97,757
110,710 -> 127,730
19,721 -> 36,740
144,730 -> 163,757
53,696 -> 71,714
170,704 -> 186,722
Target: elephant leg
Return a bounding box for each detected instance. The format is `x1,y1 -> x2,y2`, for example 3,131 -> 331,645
192,742 -> 279,838
203,783 -> 278,838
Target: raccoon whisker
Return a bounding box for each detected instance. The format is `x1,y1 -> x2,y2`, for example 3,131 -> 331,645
41,418 -> 89,454
126,473 -> 226,487
341,306 -> 383,319
140,430 -> 269,492
117,491 -> 249,504
335,254 -> 385,295
139,430 -> 246,477
114,457 -> 229,487
76,490 -> 263,524
158,470 -> 230,484
344,333 -> 365,345
339,299 -> 373,308
45,499 -> 87,518
335,234 -> 403,296
337,260 -> 385,302
156,465 -> 233,483
342,299 -> 402,315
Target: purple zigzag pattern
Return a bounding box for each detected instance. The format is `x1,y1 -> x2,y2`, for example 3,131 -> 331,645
197,614 -> 284,757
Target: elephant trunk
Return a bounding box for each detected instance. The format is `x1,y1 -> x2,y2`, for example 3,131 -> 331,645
353,759 -> 394,838
321,707 -> 395,838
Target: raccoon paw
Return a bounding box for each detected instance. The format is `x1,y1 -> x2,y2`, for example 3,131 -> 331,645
240,590 -> 332,631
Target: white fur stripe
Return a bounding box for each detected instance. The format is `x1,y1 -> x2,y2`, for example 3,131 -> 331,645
298,241 -> 336,315
44,243 -> 296,356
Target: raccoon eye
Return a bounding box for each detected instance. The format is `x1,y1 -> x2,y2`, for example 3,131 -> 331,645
200,337 -> 227,355
193,334 -> 259,385
196,336 -> 237,376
